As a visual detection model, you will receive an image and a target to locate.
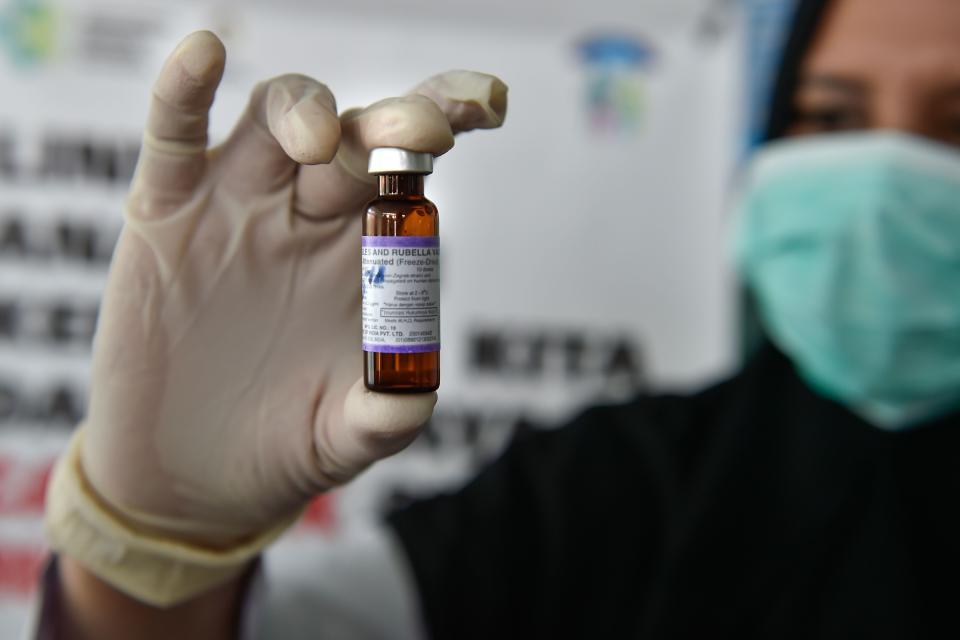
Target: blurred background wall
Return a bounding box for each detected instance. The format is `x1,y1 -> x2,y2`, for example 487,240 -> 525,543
0,0 -> 792,632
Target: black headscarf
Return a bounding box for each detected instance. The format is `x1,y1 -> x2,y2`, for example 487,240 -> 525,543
762,0 -> 833,142
741,0 -> 835,358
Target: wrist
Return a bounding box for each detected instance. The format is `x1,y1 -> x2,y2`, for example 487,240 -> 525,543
44,427 -> 301,607
59,554 -> 252,639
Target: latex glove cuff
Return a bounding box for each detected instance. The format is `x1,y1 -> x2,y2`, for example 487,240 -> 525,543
43,427 -> 300,608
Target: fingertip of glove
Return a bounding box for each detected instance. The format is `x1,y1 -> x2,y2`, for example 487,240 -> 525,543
347,96 -> 455,157
485,76 -> 509,127
444,70 -> 509,127
173,31 -> 226,84
414,70 -> 509,132
344,379 -> 438,436
279,98 -> 342,164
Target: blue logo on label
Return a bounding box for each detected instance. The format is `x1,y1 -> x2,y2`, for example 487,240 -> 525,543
364,265 -> 386,287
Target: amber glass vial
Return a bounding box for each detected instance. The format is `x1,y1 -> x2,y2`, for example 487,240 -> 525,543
362,148 -> 439,392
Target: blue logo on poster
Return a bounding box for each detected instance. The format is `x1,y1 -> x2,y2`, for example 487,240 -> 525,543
577,34 -> 655,136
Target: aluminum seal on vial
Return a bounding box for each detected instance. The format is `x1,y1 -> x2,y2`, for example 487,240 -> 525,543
368,147 -> 434,175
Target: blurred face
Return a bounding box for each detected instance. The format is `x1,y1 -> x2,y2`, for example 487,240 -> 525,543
788,0 -> 960,145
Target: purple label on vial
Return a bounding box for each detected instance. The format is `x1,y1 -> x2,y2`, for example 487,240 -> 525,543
362,236 -> 439,248
362,343 -> 440,354
361,235 -> 440,353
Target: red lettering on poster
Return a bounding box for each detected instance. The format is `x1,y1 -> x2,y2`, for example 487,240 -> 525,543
0,456 -> 55,515
0,546 -> 45,596
299,493 -> 336,533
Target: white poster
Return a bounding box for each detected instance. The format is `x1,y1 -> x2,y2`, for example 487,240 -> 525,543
0,0 -> 743,632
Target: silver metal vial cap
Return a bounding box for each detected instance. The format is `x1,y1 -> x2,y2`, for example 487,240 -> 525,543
367,147 -> 434,175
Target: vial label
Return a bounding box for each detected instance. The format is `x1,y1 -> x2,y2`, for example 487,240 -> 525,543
362,236 -> 440,353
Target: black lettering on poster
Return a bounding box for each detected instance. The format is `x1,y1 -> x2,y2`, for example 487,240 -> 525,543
0,212 -> 119,266
0,128 -> 139,187
0,378 -> 86,426
0,297 -> 99,348
468,326 -> 646,388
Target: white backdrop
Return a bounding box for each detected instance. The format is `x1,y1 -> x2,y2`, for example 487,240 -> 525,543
0,0 -> 744,633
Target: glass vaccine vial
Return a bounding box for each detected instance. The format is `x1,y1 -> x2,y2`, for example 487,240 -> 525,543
362,147 -> 440,392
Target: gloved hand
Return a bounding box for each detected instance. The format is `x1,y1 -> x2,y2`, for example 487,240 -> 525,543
44,30 -> 507,605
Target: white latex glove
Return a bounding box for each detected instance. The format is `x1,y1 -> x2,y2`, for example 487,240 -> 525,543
56,31 -> 507,551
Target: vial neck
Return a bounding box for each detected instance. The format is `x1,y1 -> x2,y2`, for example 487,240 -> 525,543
379,174 -> 424,197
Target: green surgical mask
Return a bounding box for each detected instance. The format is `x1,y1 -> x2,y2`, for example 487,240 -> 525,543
734,132 -> 960,430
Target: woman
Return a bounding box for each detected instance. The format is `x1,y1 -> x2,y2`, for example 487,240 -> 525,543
35,0 -> 960,637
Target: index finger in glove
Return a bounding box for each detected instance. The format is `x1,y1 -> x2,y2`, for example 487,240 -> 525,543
410,70 -> 508,133
130,31 -> 226,217
216,73 -> 340,196
294,70 -> 507,219
292,95 -> 454,219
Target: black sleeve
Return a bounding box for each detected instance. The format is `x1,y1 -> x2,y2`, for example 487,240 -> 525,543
388,392 -> 721,640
